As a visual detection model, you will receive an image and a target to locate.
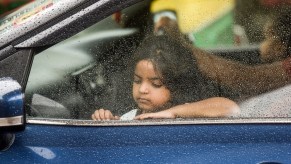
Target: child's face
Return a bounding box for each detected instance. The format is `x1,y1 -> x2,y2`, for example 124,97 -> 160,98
132,60 -> 171,112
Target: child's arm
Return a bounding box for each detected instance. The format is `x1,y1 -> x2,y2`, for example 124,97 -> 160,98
134,97 -> 240,120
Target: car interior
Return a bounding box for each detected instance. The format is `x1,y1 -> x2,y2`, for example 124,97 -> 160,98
23,0 -> 289,120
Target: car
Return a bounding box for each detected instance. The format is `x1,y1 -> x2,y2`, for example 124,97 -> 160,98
1,0 -> 291,163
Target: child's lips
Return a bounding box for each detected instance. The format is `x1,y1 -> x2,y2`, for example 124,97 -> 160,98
137,98 -> 150,104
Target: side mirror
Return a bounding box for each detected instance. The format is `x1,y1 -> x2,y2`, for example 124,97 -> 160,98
0,77 -> 25,131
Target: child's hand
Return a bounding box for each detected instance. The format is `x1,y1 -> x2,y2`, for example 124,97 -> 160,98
134,110 -> 176,120
91,108 -> 120,121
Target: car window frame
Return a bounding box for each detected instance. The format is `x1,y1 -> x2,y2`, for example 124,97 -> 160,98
9,0 -> 291,126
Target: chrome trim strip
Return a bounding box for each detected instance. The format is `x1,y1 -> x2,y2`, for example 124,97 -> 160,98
0,116 -> 23,127
27,117 -> 291,126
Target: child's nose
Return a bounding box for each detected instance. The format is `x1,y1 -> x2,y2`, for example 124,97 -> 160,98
139,83 -> 149,94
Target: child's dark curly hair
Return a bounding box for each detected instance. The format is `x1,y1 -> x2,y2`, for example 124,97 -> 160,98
129,35 -> 207,106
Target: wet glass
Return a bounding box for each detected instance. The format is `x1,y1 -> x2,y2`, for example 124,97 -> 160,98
25,0 -> 291,120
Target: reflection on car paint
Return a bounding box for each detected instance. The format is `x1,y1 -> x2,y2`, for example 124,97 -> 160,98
27,146 -> 56,160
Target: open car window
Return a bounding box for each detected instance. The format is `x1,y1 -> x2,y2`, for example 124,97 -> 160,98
25,0 -> 291,121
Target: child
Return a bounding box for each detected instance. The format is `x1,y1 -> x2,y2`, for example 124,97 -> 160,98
91,35 -> 240,121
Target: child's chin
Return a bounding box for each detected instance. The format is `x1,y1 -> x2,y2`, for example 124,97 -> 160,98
138,105 -> 155,113
139,107 -> 163,114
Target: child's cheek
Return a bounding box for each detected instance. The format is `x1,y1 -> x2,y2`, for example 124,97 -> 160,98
132,84 -> 138,101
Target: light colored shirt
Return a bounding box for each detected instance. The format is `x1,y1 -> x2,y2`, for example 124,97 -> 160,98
239,84 -> 291,117
120,109 -> 138,120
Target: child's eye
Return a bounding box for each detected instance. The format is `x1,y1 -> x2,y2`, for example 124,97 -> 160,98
152,82 -> 163,88
133,78 -> 141,84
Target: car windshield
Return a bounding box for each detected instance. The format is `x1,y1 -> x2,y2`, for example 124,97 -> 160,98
24,0 -> 291,121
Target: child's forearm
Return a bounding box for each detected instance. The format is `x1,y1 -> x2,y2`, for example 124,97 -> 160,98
134,98 -> 240,120
168,97 -> 240,118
